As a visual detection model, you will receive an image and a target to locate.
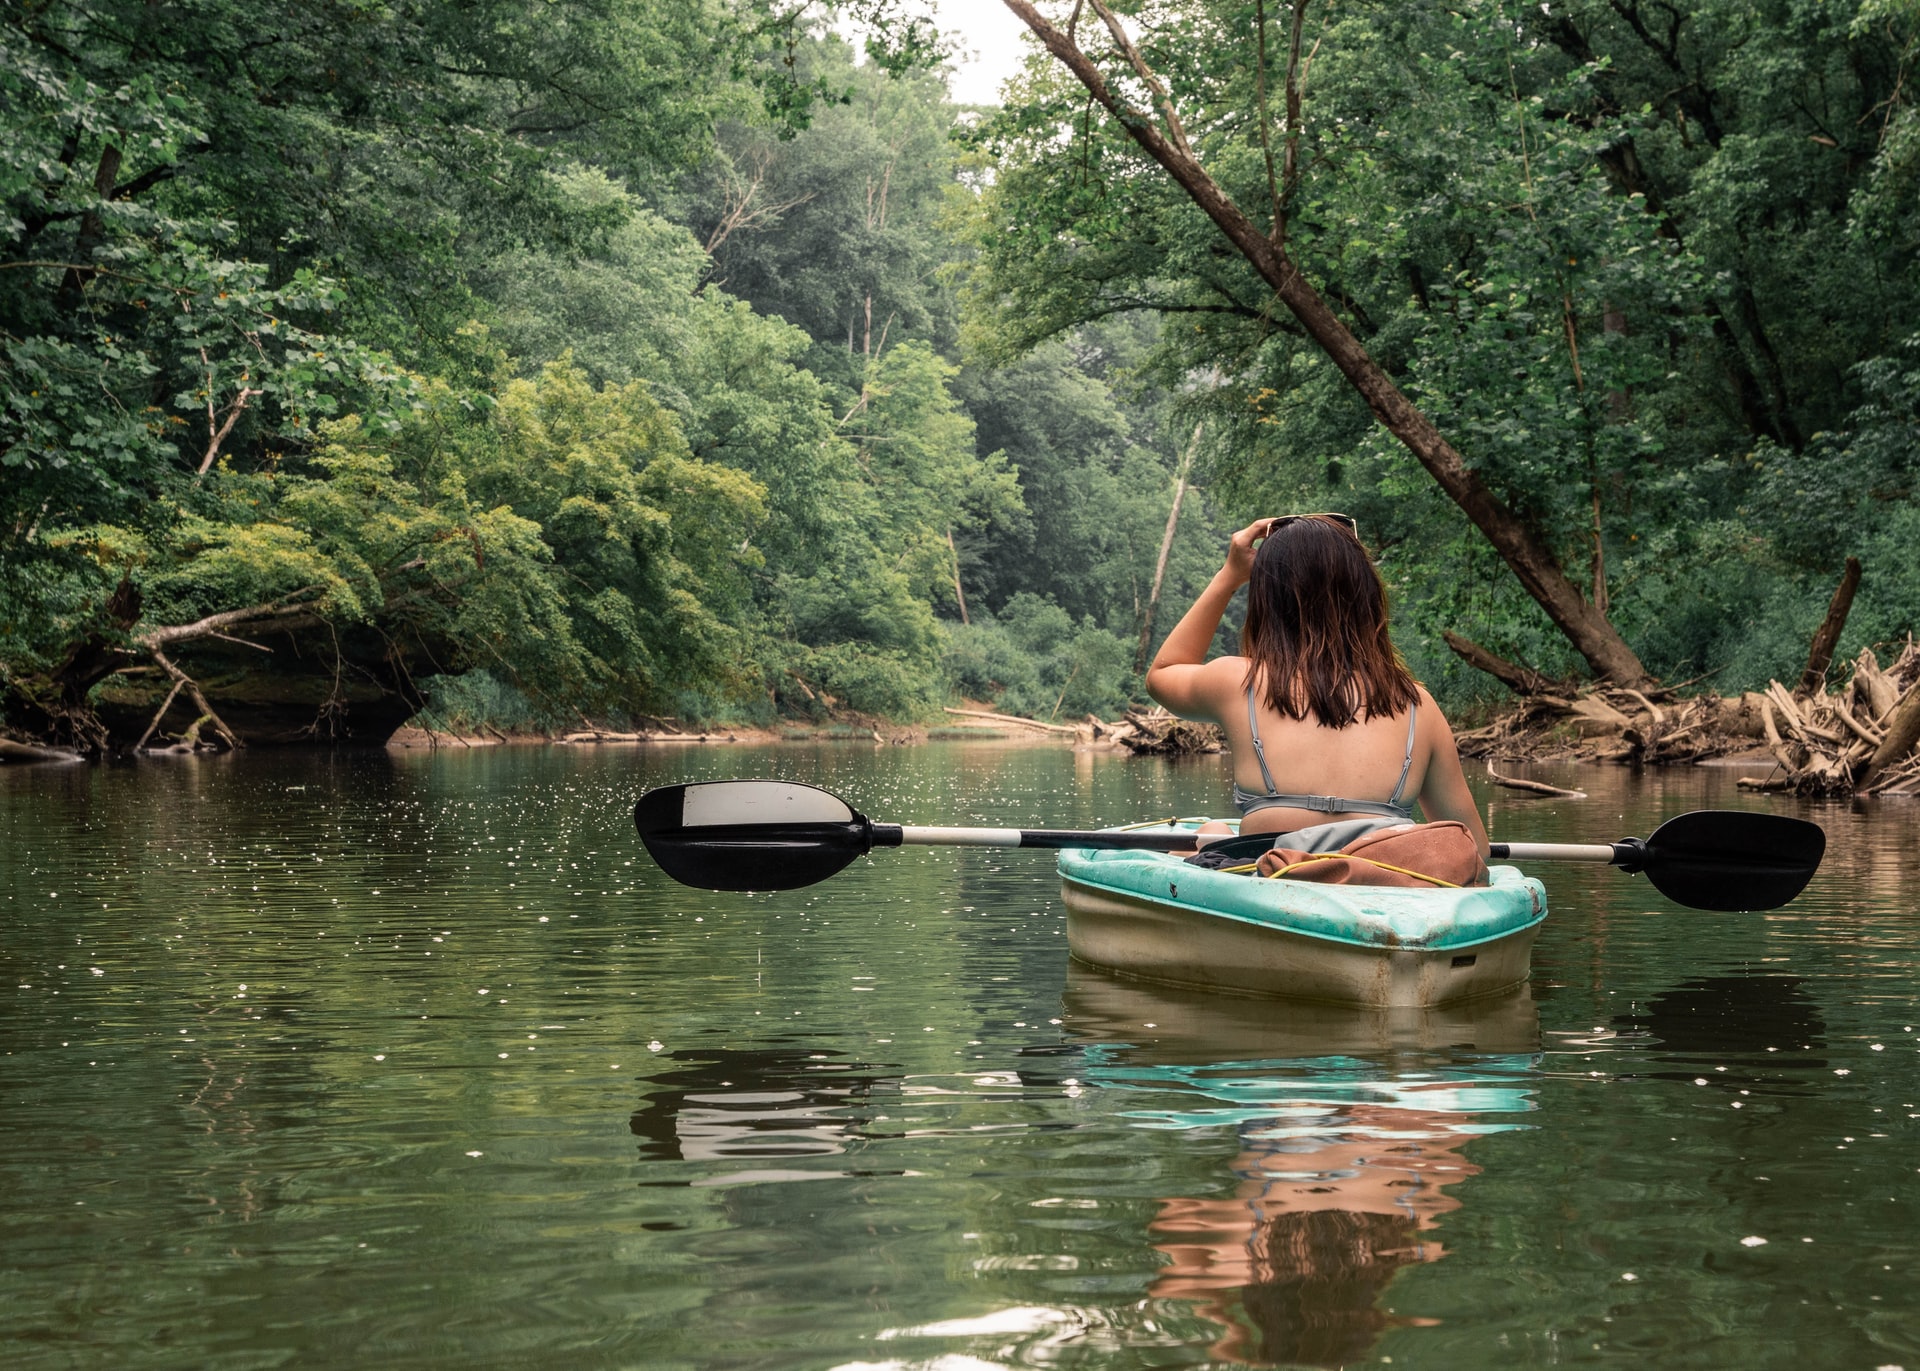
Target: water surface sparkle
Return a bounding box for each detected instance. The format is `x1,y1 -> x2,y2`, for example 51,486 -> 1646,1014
3,744 -> 1917,1369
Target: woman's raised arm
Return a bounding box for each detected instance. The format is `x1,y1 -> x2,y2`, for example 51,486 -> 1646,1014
1145,518 -> 1276,718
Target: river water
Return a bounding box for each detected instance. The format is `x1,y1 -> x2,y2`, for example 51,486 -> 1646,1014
3,742 -> 1918,1370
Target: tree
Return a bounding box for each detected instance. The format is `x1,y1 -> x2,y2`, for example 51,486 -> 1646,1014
986,0 -> 1650,682
0,0 -> 900,740
683,37 -> 962,384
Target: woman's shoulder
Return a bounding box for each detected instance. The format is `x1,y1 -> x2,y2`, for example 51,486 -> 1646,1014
1411,683 -> 1462,749
1194,654 -> 1251,700
1146,653 -> 1249,722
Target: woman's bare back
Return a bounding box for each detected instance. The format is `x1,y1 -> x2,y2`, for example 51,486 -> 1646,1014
1212,660 -> 1434,835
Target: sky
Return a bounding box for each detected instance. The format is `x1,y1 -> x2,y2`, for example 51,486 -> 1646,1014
929,0 -> 1033,105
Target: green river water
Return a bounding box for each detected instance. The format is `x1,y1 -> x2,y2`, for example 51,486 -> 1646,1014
4,742 -> 1919,1370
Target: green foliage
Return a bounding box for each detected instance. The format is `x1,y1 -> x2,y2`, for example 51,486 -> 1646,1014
12,0 -> 1916,743
683,39 -> 962,377
413,670 -> 552,735
959,0 -> 1920,698
954,330 -> 1224,638
943,595 -> 1136,722
792,640 -> 943,719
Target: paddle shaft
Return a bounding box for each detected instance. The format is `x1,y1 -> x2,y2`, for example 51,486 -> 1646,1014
873,828 -> 1637,861
904,830 -> 1641,862
882,825 -> 1194,852
1490,841 -> 1629,864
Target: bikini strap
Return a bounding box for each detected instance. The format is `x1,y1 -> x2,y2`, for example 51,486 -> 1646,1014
1387,702 -> 1419,806
1245,685 -> 1279,794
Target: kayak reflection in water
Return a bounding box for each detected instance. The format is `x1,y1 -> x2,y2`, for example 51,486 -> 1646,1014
1064,972 -> 1539,1368
1148,1106 -> 1472,1368
1145,514 -> 1489,863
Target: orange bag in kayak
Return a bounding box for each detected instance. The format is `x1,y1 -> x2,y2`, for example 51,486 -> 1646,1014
1253,821 -> 1488,888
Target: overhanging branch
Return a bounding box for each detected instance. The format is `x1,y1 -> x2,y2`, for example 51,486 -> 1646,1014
996,0 -> 1650,684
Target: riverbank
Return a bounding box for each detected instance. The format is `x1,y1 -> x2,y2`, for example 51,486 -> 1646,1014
379,704 -> 1231,756
1451,640 -> 1920,797
9,660 -> 1915,801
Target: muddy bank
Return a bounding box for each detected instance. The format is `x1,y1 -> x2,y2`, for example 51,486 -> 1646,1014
384,720 -> 933,749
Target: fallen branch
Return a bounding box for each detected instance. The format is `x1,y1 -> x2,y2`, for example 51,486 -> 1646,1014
1759,695 -> 1801,775
1620,688 -> 1666,726
1567,693 -> 1633,730
1860,678 -> 1920,790
0,737 -> 84,763
150,648 -> 241,750
1442,631 -> 1555,695
1832,698 -> 1884,749
134,678 -> 186,751
1485,758 -> 1587,798
943,706 -> 1079,734
1852,646 -> 1899,721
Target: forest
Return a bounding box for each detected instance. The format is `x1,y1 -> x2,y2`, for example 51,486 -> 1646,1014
2,0 -> 1917,753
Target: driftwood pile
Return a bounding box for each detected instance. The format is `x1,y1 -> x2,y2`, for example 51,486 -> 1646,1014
1733,644 -> 1920,796
1451,639 -> 1920,797
1086,705 -> 1224,756
1445,556 -> 1920,796
1455,680 -> 1755,765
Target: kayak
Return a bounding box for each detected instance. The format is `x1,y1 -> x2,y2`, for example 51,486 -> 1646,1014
1059,962 -> 1542,1060
1057,821 -> 1547,1008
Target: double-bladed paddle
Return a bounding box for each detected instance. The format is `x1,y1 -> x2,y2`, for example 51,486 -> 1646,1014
633,779 -> 1825,910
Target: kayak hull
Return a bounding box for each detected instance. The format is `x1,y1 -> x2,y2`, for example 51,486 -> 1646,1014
1058,841 -> 1546,1008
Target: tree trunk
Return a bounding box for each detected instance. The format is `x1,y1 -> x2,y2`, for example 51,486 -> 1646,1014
1000,0 -> 1650,685
59,144 -> 122,303
1796,557 -> 1861,698
947,527 -> 970,625
1135,420 -> 1200,672
1442,631 -> 1555,695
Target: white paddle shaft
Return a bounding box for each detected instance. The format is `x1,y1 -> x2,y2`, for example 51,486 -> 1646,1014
1494,841 -> 1620,863
898,826 -> 1025,847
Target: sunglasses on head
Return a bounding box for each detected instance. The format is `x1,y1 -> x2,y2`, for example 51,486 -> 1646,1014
1268,512 -> 1359,539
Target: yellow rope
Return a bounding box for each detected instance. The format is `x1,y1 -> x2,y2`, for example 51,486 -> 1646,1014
1259,851 -> 1462,888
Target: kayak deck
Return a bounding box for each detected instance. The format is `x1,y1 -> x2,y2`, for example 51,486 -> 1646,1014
1058,827 -> 1547,1007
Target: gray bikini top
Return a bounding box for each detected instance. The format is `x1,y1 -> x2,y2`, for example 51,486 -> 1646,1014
1231,687 -> 1419,821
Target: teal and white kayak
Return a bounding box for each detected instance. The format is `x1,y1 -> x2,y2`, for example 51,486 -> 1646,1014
1058,821 -> 1547,1008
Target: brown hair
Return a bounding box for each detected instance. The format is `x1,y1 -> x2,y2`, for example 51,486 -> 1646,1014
1241,516 -> 1418,728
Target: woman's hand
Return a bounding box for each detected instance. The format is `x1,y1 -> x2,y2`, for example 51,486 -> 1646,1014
1222,517 -> 1279,586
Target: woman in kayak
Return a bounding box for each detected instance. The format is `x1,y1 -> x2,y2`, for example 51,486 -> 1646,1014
1145,514 -> 1489,862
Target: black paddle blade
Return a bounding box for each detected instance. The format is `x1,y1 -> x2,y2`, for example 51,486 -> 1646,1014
1640,809 -> 1825,911
634,780 -> 876,892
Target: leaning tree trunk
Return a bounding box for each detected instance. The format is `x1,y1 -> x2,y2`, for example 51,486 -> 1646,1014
1796,557 -> 1861,698
1135,420 -> 1201,673
1001,0 -> 1650,686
